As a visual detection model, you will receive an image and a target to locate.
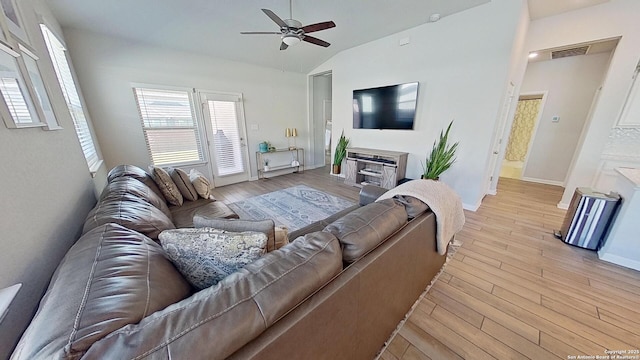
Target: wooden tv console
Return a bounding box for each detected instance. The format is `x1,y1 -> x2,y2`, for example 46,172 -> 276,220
344,148 -> 408,189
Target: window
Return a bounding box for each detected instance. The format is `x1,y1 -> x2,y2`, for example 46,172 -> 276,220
40,24 -> 99,169
0,42 -> 44,128
133,87 -> 204,166
20,44 -> 56,127
0,0 -> 27,42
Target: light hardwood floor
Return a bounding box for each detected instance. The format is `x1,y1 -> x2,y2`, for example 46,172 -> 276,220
212,168 -> 640,359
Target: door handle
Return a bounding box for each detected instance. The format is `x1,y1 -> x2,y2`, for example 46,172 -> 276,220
493,151 -> 499,154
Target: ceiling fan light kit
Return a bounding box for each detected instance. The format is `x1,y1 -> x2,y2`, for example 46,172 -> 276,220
241,0 -> 335,50
282,34 -> 301,46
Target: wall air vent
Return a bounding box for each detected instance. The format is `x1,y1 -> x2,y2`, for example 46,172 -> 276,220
551,46 -> 590,59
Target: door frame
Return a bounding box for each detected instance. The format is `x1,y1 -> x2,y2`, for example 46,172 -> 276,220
197,90 -> 251,187
486,82 -> 516,195
307,70 -> 333,170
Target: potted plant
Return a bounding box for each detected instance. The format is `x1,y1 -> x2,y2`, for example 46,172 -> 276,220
333,130 -> 350,174
263,158 -> 270,171
422,121 -> 458,180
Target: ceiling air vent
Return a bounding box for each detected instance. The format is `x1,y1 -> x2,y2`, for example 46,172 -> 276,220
551,46 -> 590,59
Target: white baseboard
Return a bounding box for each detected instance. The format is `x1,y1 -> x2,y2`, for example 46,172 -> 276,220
597,252 -> 640,272
463,201 -> 481,212
557,202 -> 569,210
521,176 -> 564,187
486,189 -> 497,196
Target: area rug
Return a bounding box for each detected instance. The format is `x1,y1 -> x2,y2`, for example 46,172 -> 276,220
227,185 -> 356,232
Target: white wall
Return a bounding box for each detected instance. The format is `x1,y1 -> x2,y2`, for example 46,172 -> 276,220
310,0 -> 526,208
521,53 -> 612,183
63,29 -> 307,180
524,0 -> 640,208
0,0 -> 101,356
487,2 -> 530,194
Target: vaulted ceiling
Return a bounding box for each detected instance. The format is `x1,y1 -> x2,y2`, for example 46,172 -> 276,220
47,0 -> 610,73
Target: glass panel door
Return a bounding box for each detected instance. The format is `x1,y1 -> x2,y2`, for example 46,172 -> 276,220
200,92 -> 250,187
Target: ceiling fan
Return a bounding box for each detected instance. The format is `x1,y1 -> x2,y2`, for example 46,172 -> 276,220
240,0 -> 336,50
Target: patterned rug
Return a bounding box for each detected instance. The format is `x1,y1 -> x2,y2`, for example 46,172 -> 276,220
227,185 -> 356,232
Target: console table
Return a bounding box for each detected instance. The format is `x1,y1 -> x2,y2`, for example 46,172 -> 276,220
344,148 -> 408,189
256,148 -> 304,180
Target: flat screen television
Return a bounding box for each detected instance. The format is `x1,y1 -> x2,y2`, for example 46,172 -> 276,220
352,82 -> 419,130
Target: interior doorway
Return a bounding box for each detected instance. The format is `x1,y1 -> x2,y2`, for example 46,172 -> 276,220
310,71 -> 332,169
489,38 -> 618,195
500,94 -> 545,180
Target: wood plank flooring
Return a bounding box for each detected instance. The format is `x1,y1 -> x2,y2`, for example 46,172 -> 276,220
382,177 -> 640,360
211,168 -> 640,359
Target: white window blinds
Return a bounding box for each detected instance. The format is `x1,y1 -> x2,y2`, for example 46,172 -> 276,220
40,24 -> 99,169
134,87 -> 204,166
0,77 -> 31,123
0,47 -> 41,127
207,99 -> 244,176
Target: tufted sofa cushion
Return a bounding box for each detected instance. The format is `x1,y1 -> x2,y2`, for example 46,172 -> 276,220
11,224 -> 192,360
107,164 -> 165,201
100,177 -> 172,219
82,231 -> 342,359
83,195 -> 175,240
324,198 -> 407,263
393,195 -> 429,219
170,199 -> 239,228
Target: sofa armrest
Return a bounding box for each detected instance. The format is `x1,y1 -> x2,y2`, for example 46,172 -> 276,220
359,185 -> 388,206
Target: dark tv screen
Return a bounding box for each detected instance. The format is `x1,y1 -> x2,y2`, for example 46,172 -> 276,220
353,82 -> 419,130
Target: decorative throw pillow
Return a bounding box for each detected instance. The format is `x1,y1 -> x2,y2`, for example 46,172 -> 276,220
192,216 -> 275,252
275,226 -> 289,250
150,166 -> 184,206
189,169 -> 213,200
159,228 -> 267,290
170,168 -> 198,201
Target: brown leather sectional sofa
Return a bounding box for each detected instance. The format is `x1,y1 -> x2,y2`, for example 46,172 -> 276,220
11,165 -> 446,360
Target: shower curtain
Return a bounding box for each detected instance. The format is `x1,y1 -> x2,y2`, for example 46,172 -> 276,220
505,98 -> 541,162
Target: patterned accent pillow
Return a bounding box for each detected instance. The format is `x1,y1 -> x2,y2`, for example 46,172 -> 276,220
170,168 -> 198,201
189,169 -> 213,200
159,228 -> 267,290
150,166 -> 184,206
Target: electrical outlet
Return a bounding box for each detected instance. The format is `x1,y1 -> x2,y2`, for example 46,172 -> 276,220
552,115 -> 560,123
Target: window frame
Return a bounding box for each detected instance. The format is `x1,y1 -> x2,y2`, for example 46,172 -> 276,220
132,83 -> 208,167
40,23 -> 101,171
0,42 -> 46,128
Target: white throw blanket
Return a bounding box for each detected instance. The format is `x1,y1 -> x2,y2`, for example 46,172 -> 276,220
376,180 -> 465,255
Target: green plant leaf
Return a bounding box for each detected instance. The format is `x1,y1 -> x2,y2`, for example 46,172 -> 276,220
333,130 -> 350,165
423,120 -> 458,179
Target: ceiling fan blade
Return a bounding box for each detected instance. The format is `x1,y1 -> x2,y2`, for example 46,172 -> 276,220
301,21 -> 336,34
240,31 -> 282,35
262,9 -> 287,28
303,35 -> 330,47
280,42 -> 289,51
